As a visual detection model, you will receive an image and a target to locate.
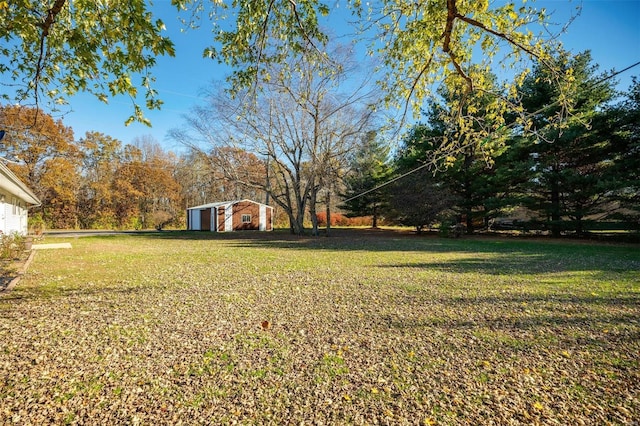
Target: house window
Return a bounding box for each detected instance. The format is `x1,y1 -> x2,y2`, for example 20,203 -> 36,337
241,214 -> 252,223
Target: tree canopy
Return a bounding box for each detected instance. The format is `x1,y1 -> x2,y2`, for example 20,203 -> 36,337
2,0 -> 564,132
1,0 -> 178,125
171,43 -> 376,235
0,105 -> 187,230
389,52 -> 640,237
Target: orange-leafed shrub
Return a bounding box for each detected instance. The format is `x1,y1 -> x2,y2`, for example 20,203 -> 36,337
346,216 -> 375,226
316,212 -> 374,227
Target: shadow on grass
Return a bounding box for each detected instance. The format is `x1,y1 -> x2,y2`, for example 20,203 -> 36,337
374,291 -> 640,347
379,309 -> 640,333
51,227 -> 640,249
44,228 -> 640,280
164,229 -> 640,275
147,228 -> 637,248
0,282 -> 152,303
378,254 -> 640,276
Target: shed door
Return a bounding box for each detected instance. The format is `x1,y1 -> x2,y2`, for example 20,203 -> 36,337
259,205 -> 266,231
225,205 -> 233,232
200,209 -> 211,231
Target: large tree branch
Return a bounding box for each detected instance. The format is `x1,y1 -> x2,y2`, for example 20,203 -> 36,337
288,0 -> 322,55
443,0 -> 553,93
39,0 -> 67,36
455,14 -> 539,60
442,0 -> 472,91
34,0 -> 67,109
442,0 -> 457,55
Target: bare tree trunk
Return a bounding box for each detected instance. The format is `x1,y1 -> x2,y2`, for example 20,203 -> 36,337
309,186 -> 319,236
372,203 -> 378,228
550,169 -> 562,238
325,189 -> 331,236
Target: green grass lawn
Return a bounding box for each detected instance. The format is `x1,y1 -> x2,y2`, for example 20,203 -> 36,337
1,229 -> 638,424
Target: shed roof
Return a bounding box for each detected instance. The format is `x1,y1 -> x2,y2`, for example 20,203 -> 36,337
0,161 -> 41,206
187,199 -> 272,211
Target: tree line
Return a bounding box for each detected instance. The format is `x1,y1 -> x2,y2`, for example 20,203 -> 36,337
342,52 -> 640,237
7,1 -> 625,237
0,105 -> 268,230
2,50 -> 638,237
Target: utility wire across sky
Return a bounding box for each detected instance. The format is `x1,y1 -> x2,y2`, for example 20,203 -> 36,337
342,59 -> 640,204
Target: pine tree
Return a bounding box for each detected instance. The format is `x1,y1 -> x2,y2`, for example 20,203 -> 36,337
340,132 -> 391,228
516,50 -> 617,236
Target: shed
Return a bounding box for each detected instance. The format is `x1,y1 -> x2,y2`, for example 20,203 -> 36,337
187,199 -> 273,232
0,161 -> 41,235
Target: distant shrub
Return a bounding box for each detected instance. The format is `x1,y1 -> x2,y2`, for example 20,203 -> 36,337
91,212 -> 119,230
316,213 -> 375,227
28,214 -> 46,236
151,211 -> 173,230
346,216 -> 374,227
316,212 -> 339,226
272,209 -> 291,229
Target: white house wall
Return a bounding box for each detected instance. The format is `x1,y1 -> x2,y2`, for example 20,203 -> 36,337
0,162 -> 39,235
0,192 -> 28,235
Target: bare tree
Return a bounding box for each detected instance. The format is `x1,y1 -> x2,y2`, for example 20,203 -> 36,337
171,44 -> 379,234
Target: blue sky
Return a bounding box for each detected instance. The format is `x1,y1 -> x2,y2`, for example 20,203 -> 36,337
54,0 -> 640,152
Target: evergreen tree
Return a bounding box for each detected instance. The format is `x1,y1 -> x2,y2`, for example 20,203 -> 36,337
484,135 -> 537,224
392,71 -> 507,234
388,124 -> 458,233
516,50 -> 617,236
600,77 -> 640,223
339,132 -> 391,228
386,167 -> 457,234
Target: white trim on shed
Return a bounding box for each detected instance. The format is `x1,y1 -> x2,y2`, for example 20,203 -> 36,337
186,199 -> 273,232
